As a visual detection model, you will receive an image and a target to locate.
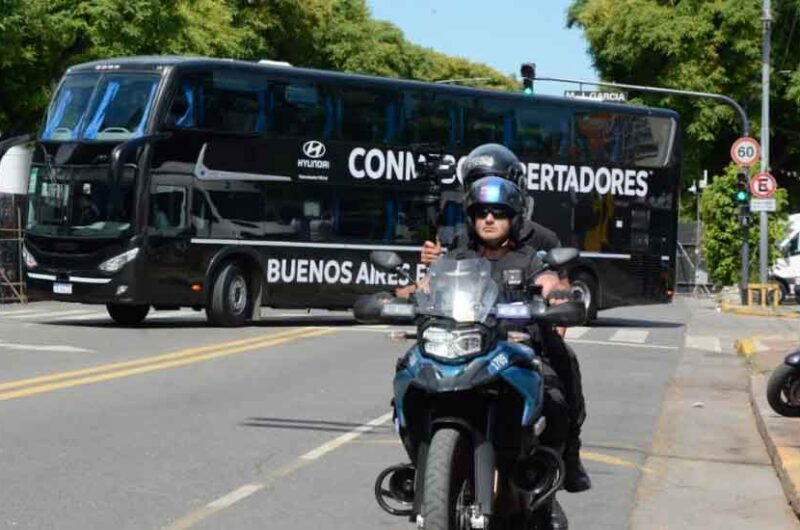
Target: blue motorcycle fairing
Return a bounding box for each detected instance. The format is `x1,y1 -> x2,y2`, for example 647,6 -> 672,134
393,341 -> 543,428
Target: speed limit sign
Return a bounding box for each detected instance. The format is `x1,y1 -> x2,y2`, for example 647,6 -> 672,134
731,137 -> 761,167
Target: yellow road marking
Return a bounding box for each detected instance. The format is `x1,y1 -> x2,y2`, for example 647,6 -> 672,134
0,328 -> 312,392
582,450 -> 653,473
0,327 -> 334,402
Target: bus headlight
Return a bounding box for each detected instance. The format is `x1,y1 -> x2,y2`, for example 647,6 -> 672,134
99,248 -> 140,273
22,245 -> 37,269
422,326 -> 484,361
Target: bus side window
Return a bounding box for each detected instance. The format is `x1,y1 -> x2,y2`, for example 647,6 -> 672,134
513,106 -> 570,160
464,98 -> 509,146
150,185 -> 187,231
338,88 -> 394,143
401,92 -> 459,147
271,83 -> 331,139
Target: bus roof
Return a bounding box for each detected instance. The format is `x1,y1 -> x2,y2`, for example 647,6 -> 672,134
67,56 -> 679,120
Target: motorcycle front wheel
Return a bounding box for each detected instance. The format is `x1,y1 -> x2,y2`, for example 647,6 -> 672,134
767,364 -> 800,417
422,428 -> 476,530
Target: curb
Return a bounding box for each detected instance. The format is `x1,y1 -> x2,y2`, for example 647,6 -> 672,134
750,374 -> 800,517
720,302 -> 800,319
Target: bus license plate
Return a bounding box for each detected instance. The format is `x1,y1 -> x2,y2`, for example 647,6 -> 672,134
53,282 -> 72,295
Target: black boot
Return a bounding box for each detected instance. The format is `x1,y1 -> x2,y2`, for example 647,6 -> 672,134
550,500 -> 569,529
563,438 -> 591,493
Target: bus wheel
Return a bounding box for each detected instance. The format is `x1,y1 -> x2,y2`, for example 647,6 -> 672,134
570,272 -> 598,324
106,304 -> 150,326
207,262 -> 251,327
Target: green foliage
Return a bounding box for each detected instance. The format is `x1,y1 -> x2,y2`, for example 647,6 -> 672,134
700,165 -> 788,285
568,0 -> 800,209
0,0 -> 514,135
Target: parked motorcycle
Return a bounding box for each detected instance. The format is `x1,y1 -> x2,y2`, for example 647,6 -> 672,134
767,349 -> 800,417
354,249 -> 584,530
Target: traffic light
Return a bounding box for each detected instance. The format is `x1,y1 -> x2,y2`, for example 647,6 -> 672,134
520,63 -> 535,95
735,173 -> 749,205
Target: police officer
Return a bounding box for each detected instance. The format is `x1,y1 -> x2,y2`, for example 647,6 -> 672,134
422,144 -> 591,494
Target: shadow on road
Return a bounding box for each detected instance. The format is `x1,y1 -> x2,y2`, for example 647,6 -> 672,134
240,416 -> 393,434
43,314 -> 362,329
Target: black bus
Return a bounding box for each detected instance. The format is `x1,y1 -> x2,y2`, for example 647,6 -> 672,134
16,56 -> 679,325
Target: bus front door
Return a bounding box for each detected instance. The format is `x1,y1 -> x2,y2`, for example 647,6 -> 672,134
144,175 -> 193,306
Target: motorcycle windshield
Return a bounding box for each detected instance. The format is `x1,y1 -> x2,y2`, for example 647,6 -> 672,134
415,258 -> 499,323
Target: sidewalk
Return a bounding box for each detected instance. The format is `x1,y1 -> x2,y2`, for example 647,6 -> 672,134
630,296 -> 800,529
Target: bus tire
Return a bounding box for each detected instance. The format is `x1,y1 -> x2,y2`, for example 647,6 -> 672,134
571,271 -> 598,324
207,262 -> 251,327
106,304 -> 150,326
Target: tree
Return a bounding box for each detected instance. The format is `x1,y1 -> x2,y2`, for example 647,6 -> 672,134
700,164 -> 788,285
568,0 -> 800,210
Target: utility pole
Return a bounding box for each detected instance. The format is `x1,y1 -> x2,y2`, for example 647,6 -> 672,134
760,0 -> 772,284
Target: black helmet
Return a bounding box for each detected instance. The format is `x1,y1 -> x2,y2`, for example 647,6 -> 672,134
461,143 -> 525,185
465,176 -> 525,218
464,176 -> 525,245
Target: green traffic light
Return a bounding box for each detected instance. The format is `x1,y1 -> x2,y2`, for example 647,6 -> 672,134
736,190 -> 748,202
523,87 -> 534,95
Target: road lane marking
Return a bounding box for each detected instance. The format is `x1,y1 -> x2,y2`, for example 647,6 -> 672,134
566,326 -> 591,339
609,329 -> 649,343
582,450 -> 654,473
300,412 -> 393,460
0,328 -> 310,392
206,484 -> 265,509
684,335 -> 722,353
0,309 -> 53,317
0,341 -> 93,353
568,339 -> 679,350
0,328 -> 333,401
165,412 -> 393,530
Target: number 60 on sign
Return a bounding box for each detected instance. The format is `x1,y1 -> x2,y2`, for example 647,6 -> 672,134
730,137 -> 761,167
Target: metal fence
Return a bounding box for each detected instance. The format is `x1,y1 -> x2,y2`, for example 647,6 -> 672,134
0,193 -> 26,303
676,221 -> 712,295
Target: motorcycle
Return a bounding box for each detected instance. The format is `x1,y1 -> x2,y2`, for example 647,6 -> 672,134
767,349 -> 800,417
354,249 -> 585,530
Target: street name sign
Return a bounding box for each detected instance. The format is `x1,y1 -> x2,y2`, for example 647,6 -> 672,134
564,90 -> 628,103
750,198 -> 776,212
750,172 -> 777,199
730,137 -> 761,167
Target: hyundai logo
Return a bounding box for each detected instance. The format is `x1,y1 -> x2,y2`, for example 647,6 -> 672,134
302,140 -> 326,159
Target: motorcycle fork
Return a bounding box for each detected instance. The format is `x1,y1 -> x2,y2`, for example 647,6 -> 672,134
473,402 -> 497,518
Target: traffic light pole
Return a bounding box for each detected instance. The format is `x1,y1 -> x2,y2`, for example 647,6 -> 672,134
534,75 -> 751,303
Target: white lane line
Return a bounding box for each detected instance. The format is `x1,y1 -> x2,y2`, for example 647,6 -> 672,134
609,329 -> 649,343
165,412 -> 393,529
0,341 -> 93,353
300,412 -> 393,461
0,309 -> 52,317
0,310 -> 69,319
566,326 -> 591,339
17,309 -> 100,320
684,335 -> 722,353
205,484 -> 264,509
569,338 -> 678,350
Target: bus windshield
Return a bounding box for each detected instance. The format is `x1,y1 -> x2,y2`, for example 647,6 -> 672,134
26,165 -> 135,238
41,73 -> 160,142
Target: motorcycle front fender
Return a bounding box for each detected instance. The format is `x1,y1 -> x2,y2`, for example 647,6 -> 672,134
786,349 -> 800,367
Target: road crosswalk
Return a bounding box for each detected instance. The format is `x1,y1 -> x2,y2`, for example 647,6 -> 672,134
0,303 -> 734,354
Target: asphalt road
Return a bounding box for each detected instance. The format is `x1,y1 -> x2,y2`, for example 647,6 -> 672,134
0,301 -> 688,529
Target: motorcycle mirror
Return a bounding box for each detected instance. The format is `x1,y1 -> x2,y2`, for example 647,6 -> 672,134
371,251 -> 404,273
538,301 -> 586,327
542,247 -> 580,269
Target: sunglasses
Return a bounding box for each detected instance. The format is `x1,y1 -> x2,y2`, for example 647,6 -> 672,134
473,206 -> 511,220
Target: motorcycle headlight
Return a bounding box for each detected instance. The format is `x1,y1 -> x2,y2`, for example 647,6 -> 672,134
22,245 -> 37,269
422,326 -> 485,361
98,248 -> 140,273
